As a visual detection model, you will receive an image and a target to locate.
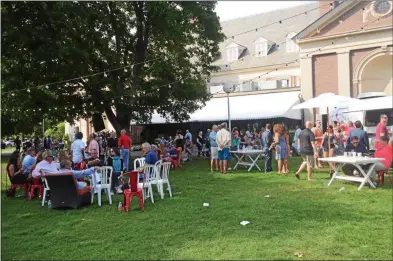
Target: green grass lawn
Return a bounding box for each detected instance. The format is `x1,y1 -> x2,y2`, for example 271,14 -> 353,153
1,157 -> 392,260
1,146 -> 16,154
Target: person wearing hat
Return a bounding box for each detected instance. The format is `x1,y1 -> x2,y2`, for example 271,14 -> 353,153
22,147 -> 37,175
32,150 -> 60,178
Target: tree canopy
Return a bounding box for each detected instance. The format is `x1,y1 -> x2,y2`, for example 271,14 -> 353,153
1,1 -> 224,134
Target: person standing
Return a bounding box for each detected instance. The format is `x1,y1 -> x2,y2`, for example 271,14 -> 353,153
375,114 -> 389,150
118,129 -> 131,172
216,122 -> 231,174
86,133 -> 100,159
204,129 -> 211,158
15,136 -> 22,152
209,125 -> 219,172
273,124 -> 288,174
293,125 -> 302,154
261,123 -> 273,172
185,130 -> 192,142
196,131 -> 204,157
33,137 -> 40,152
70,132 -> 86,170
312,121 -> 324,168
295,121 -> 318,181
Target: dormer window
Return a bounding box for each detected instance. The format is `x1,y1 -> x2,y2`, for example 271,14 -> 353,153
227,47 -> 239,62
254,37 -> 269,57
286,32 -> 300,53
225,42 -> 244,62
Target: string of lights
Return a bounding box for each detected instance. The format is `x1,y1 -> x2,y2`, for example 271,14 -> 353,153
2,2 -> 331,96
2,16 -> 381,116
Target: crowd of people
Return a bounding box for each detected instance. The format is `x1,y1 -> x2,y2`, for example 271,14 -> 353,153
5,114 -> 392,200
294,114 -> 392,185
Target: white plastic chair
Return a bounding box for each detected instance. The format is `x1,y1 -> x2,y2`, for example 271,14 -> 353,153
134,157 -> 146,170
138,164 -> 157,204
90,166 -> 113,206
157,162 -> 172,199
40,170 -> 50,206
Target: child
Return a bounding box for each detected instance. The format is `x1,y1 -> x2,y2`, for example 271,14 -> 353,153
107,147 -> 123,194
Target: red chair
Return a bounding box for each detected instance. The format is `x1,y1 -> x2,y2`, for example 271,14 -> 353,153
377,169 -> 393,185
123,171 -> 144,213
29,178 -> 44,200
6,172 -> 28,199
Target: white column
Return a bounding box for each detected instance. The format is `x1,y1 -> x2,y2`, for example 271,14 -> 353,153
300,56 -> 313,121
337,51 -> 351,97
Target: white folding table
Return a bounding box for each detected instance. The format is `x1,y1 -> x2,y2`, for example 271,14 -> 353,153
230,149 -> 265,172
319,156 -> 384,191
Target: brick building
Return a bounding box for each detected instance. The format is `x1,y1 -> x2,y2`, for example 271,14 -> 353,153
296,0 -> 392,121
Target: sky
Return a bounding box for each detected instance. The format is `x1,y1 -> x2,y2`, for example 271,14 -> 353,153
215,1 -> 310,21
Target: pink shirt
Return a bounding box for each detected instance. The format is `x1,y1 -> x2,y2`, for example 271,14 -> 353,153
376,123 -> 389,141
376,123 -> 389,150
87,139 -> 99,158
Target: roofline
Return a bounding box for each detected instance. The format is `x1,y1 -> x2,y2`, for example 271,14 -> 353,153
212,61 -> 299,77
293,1 -> 359,41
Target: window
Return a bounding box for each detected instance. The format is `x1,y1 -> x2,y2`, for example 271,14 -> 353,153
286,32 -> 300,53
281,79 -> 289,88
255,43 -> 267,57
227,47 -> 238,61
210,85 -> 223,94
374,0 -> 392,14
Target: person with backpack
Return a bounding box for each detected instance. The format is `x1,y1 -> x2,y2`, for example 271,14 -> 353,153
107,147 -> 123,194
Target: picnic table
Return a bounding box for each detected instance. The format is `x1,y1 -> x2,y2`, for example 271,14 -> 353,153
230,149 -> 265,172
319,156 -> 384,191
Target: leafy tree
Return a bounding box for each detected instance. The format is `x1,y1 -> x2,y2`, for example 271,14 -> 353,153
44,122 -> 65,141
1,1 -> 224,134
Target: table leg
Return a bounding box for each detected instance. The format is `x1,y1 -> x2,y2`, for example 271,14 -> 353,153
233,153 -> 244,170
328,163 -> 343,186
247,154 -> 261,172
356,163 -> 376,190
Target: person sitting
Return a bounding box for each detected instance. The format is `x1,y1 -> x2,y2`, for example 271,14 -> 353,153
107,147 -> 123,194
32,150 -> 60,178
345,136 -> 367,154
7,150 -> 29,185
57,159 -> 99,189
21,147 -> 37,176
347,121 -> 369,150
342,136 -> 368,176
372,136 -> 393,182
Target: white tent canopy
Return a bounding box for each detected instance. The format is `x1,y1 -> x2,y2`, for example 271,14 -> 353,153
292,93 -> 366,110
150,91 -> 302,124
346,96 -> 393,112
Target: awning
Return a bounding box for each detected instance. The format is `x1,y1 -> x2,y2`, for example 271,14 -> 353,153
150,91 -> 301,123
346,96 -> 393,112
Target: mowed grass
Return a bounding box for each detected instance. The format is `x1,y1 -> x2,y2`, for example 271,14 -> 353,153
1,157 -> 392,260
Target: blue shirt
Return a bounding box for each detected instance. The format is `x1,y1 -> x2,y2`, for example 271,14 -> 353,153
294,128 -> 302,143
160,139 -> 167,145
185,133 -> 192,141
22,155 -> 36,173
209,131 -> 217,147
145,150 -> 158,165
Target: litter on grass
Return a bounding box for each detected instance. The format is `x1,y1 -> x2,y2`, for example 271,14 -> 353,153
294,252 -> 304,258
339,187 -> 345,191
264,195 -> 271,198
203,203 -> 209,207
240,221 -> 250,226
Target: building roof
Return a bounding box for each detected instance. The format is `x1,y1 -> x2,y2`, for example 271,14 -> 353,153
294,1 -> 358,41
212,2 -> 320,72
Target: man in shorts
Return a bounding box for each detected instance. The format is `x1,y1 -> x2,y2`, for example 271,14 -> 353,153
209,125 -> 219,172
312,120 -> 324,168
295,121 -> 318,181
216,122 -> 231,174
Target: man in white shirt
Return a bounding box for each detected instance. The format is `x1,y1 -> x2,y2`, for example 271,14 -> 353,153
216,122 -> 231,174
32,150 -> 60,178
71,132 -> 86,169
